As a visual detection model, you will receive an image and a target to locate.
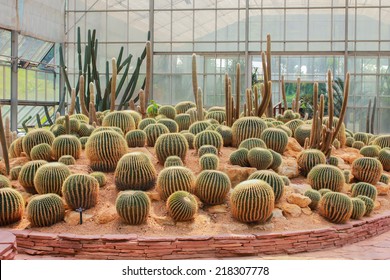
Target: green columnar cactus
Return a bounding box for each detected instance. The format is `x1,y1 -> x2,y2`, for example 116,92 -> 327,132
102,111 -> 135,134
285,119 -> 304,137
275,125 -> 292,137
307,164 -> 345,192
52,135 -> 82,160
205,111 -> 226,124
346,137 -> 355,147
157,118 -> 179,133
115,152 -> 157,191
0,188 -> 24,226
86,130 -> 128,172
356,195 -> 374,216
175,114 -> 191,131
215,125 -> 233,147
22,129 -> 55,158
144,123 -> 170,147
248,148 -> 273,170
328,156 -> 339,166
19,160 -> 48,193
318,192 -> 353,223
50,124 -> 66,137
322,116 -> 347,147
181,132 -> 195,149
373,135 -> 390,148
10,166 -> 22,180
62,174 -> 99,210
229,148 -> 250,167
343,170 -> 351,184
354,132 -> 369,145
91,126 -> 124,136
116,190 -> 151,225
304,189 -> 321,210
189,121 -> 211,135
232,117 -> 267,147
90,172 -> 107,187
166,191 -> 198,221
155,133 -> 188,164
78,123 -> 95,137
30,143 -> 52,161
58,155 -> 76,165
248,170 -> 284,202
195,170 -> 231,205
230,179 -> 274,223
281,175 -> 290,186
164,156 -> 184,167
294,124 -> 312,146
380,174 -> 389,184
297,149 -> 327,176
9,137 -> 24,158
260,128 -> 289,153
351,157 -> 383,184
34,163 -> 71,195
194,130 -> 223,152
0,175 -> 11,188
350,198 -> 366,219
198,145 -> 218,157
238,138 -> 267,150
199,153 -> 219,170
138,118 -> 157,130
352,141 -> 365,150
26,193 -> 65,227
378,148 -> 390,171
125,129 -> 146,147
158,105 -> 176,120
157,166 -> 195,200
351,182 -> 377,200
318,188 -> 333,196
175,101 -> 196,114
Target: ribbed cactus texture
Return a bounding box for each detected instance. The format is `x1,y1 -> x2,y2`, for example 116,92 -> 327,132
194,130 -> 223,152
332,139 -> 341,149
0,188 -> 24,226
175,101 -> 196,114
70,113 -> 89,123
328,156 -> 339,166
157,119 -> 179,133
181,132 -> 195,149
343,170 -> 351,183
294,124 -> 312,146
373,135 -> 390,149
125,129 -> 146,147
22,129 -> 55,158
189,121 -> 211,135
10,166 -> 22,180
27,194 -> 65,227
380,174 -> 389,184
164,156 -> 184,167
30,143 -> 52,161
229,148 -> 250,167
144,123 -> 170,147
138,118 -> 156,130
304,189 -> 321,210
155,133 -> 188,164
69,118 -> 81,134
92,126 -> 124,136
351,157 -> 383,184
0,175 -> 11,188
58,155 -> 76,165
34,163 -> 71,195
230,179 -> 275,223
166,191 -> 198,222
356,195 -> 374,216
297,149 -> 327,176
158,105 -> 176,120
215,125 -> 233,147
238,138 -> 267,150
285,119 -> 304,137
175,114 -> 191,131
102,111 -> 135,134
79,137 -> 89,149
359,145 -> 380,158
9,137 -> 24,158
115,152 -> 157,191
127,110 -> 142,128
351,182 -> 377,200
354,132 -> 369,145
307,164 -> 345,192
195,170 -> 231,205
352,141 -> 365,150
378,148 -> 390,171
322,117 -> 347,147
346,137 -> 355,147
90,172 -> 107,187
50,124 -> 66,137
62,174 -> 99,210
318,192 -> 352,224
205,111 -> 226,124
248,170 -> 285,203
260,128 -> 289,153
78,123 -> 94,137
198,145 -> 218,157
19,160 -> 48,193
318,189 -> 332,196
268,150 -> 283,171
86,130 -> 128,172
275,125 -> 292,137
281,176 -> 290,186
232,117 -> 267,147
116,191 -> 151,225
52,135 -> 82,160
248,148 -> 273,170
199,153 -> 219,170
157,166 -> 195,200
350,198 -> 366,219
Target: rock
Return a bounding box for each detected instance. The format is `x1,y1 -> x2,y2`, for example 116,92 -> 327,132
376,183 -> 389,196
20,192 -> 33,205
194,195 -> 204,209
64,210 -> 93,226
207,204 -> 228,214
253,223 -> 274,231
223,222 -> 249,232
283,138 -> 303,158
286,193 -> 311,208
302,207 -> 312,215
147,190 -> 161,201
271,208 -> 286,221
278,156 -> 300,179
223,165 -> 257,187
152,214 -> 175,226
374,200 -> 381,210
333,147 -> 363,164
290,183 -> 312,195
95,206 -> 117,224
281,203 -> 302,217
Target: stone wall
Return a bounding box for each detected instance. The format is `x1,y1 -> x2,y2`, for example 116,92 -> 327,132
0,231 -> 18,260
7,211 -> 390,259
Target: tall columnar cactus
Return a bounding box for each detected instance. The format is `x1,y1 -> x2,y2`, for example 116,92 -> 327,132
318,192 -> 352,224
52,135 -> 82,160
192,54 -> 198,104
297,149 -> 327,176
86,130 -> 128,172
158,105 -> 177,120
115,152 -> 157,191
144,123 -> 170,147
27,194 -> 65,227
116,190 -> 151,225
378,148 -> 390,171
247,148 -> 273,170
155,133 -> 188,164
354,132 -> 369,145
10,166 -> 22,180
232,117 -> 267,147
195,170 -> 231,205
229,148 -> 250,167
194,130 -> 223,152
248,170 -> 285,203
356,195 -> 374,216
230,179 -> 274,223
102,111 -> 135,134
58,155 -> 76,165
157,166 -> 195,200
196,88 -> 204,121
238,138 -> 267,150
139,118 -> 157,130
175,101 -> 196,114
90,172 -> 107,187
157,119 -> 179,133
294,124 -> 312,146
30,143 -> 52,161
175,114 -> 192,131
307,164 -> 345,192
351,157 -> 383,184
0,188 -> 24,226
166,191 -> 198,222
164,156 -> 184,168
199,153 -> 219,170
304,189 -> 321,210
373,135 -> 390,149
260,128 -> 289,154
350,198 -> 366,220
198,145 -> 218,157
19,160 -> 48,193
215,125 -> 233,147
34,163 -> 71,195
22,129 -> 55,158
125,129 -> 146,147
62,174 -> 99,210
110,57 -> 117,111
351,182 -> 377,201
0,175 -> 11,188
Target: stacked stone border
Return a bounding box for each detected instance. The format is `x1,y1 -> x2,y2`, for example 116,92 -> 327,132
3,211 -> 390,259
0,231 -> 18,260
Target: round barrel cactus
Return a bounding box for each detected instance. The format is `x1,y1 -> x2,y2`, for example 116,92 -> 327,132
373,135 -> 390,149
189,121 -> 211,135
297,149 -> 327,176
181,132 -> 195,149
238,138 -> 267,150
70,113 -> 89,123
351,157 -> 383,184
304,189 -> 321,210
157,119 -> 179,133
62,174 -> 99,210
125,129 -> 146,148
318,192 -> 352,223
276,125 -> 292,137
307,164 -> 345,192
328,156 -> 339,166
350,197 -> 366,220
157,166 -> 195,200
0,175 -> 11,189
139,118 -> 156,130
27,193 -> 65,227
69,118 -> 81,134
9,137 -> 24,158
126,110 -> 142,128
354,132 -> 369,145
346,137 -> 355,147
144,123 -> 170,147
22,129 -> 55,158
30,143 -> 52,161
206,111 -> 226,124
92,126 -> 124,136
248,170 -> 284,203
195,170 -> 231,205
78,123 -> 94,137
116,191 -> 151,225
52,135 -> 82,160
248,148 -> 273,170
79,136 -> 89,149
268,150 -> 283,171
198,145 -> 218,157
380,174 -> 389,184
102,111 -> 135,134
378,148 -> 390,171
194,130 -> 223,152
58,155 -> 76,165
285,119 -> 304,137
164,156 -> 184,167
232,117 -> 267,147
343,170 -> 351,184
34,162 -> 71,195
199,153 -> 219,170
352,141 -> 365,150
294,124 -> 312,146
260,128 -> 288,154
318,188 -> 333,196
351,182 -> 377,200
175,114 -> 191,131
356,195 -> 374,216
360,145 -> 380,158
50,124 -> 66,137
166,191 -> 198,221
229,148 -> 250,167
175,101 -> 196,114
158,105 -> 176,120
0,188 -> 24,226
10,166 -> 22,180
90,172 -> 107,187
281,175 -> 290,186
215,125 -> 233,147
19,160 -> 48,193
155,133 -> 188,164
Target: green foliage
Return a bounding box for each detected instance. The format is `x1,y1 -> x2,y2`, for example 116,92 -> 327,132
351,157 -> 383,184
248,170 -> 285,203
0,188 -> 24,226
195,170 -> 231,205
307,164 -> 345,192
319,192 -> 352,224
27,194 -> 65,227
116,191 -> 151,225
147,100 -> 161,117
34,163 -> 71,195
166,191 -> 198,221
62,174 -> 99,210
157,166 -> 195,200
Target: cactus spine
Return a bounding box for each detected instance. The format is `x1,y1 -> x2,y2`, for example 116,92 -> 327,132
307,164 -> 345,192
195,170 -> 231,205
62,174 -> 99,210
27,194 -> 65,227
351,157 -> 383,184
0,188 -> 24,226
155,133 -> 188,164
247,148 -> 273,170
351,182 -> 377,201
116,191 -> 151,225
248,170 -> 285,203
318,192 -> 352,224
157,166 -> 195,200
166,191 -> 198,222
